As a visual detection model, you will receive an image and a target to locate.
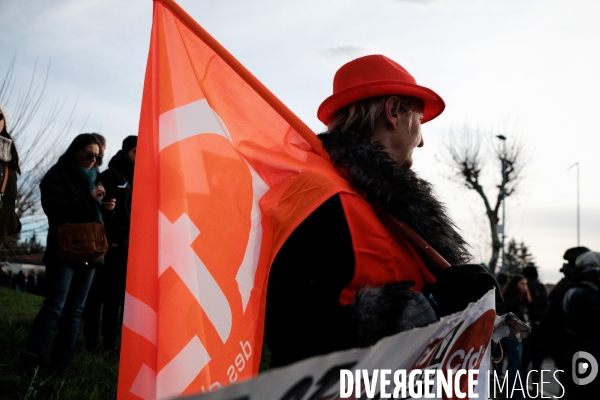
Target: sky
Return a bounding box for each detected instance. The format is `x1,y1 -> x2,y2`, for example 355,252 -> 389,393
1,0 -> 599,283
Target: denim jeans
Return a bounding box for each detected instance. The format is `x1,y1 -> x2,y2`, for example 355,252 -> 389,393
26,263 -> 95,372
501,336 -> 525,399
83,247 -> 127,351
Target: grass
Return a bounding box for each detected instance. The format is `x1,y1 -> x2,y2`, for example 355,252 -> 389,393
0,287 -> 119,400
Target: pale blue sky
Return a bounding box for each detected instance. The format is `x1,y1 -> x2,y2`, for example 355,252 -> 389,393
1,0 -> 599,282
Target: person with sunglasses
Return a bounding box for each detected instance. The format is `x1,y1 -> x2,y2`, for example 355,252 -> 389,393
24,133 -> 113,373
83,135 -> 136,354
0,103 -> 22,244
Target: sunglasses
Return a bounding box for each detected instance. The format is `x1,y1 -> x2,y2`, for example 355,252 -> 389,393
82,151 -> 103,163
0,114 -> 4,121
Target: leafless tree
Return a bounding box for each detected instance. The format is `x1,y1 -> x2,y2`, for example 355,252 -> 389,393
1,56 -> 79,255
443,126 -> 525,273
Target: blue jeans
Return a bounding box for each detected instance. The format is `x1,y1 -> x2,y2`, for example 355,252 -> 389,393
501,337 -> 525,399
26,263 -> 95,372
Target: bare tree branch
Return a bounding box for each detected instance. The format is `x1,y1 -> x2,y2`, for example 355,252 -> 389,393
442,126 -> 526,273
1,56 -> 79,252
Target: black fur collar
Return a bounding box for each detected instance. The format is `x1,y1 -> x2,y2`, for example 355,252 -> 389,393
319,130 -> 471,268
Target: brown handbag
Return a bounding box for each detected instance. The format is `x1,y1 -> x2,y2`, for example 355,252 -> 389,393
57,222 -> 109,263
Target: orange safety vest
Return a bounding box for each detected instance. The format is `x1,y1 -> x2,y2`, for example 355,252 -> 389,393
337,191 -> 437,305
269,169 -> 437,306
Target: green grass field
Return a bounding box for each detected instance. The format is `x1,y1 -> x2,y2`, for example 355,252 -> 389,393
0,287 -> 119,400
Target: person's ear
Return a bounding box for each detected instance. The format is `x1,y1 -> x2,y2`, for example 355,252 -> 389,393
384,96 -> 402,129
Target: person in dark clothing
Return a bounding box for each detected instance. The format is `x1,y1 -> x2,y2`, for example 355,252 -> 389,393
561,251 -> 600,399
540,246 -> 590,383
265,55 -> 501,368
83,136 -> 135,352
14,270 -> 27,292
498,274 -> 531,400
83,136 -> 136,353
0,103 -> 21,244
27,268 -> 40,295
521,264 -> 547,383
497,272 -> 509,292
24,134 -> 109,373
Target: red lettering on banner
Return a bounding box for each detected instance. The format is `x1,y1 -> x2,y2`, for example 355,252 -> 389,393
441,310 -> 495,400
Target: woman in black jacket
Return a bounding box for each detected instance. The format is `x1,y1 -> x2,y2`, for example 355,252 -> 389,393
83,135 -> 136,353
24,134 -> 112,373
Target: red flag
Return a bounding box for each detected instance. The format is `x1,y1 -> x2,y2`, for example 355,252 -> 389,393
117,0 -> 351,398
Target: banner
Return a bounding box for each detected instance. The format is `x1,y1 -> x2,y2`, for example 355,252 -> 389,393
184,290 -> 496,400
118,0 -> 351,399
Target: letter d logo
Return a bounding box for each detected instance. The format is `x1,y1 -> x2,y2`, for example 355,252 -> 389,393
572,351 -> 598,385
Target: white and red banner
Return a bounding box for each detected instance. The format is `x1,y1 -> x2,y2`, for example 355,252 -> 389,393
185,290 -> 496,400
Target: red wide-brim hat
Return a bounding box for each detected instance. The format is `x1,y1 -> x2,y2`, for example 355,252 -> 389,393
317,55 -> 445,125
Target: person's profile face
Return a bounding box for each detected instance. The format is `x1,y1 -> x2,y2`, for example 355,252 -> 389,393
127,147 -> 137,164
0,112 -> 5,132
388,109 -> 424,168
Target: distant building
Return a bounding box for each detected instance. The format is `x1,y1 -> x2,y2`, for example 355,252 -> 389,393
0,253 -> 45,274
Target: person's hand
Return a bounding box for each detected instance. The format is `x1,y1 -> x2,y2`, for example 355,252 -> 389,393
91,185 -> 106,201
422,264 -> 503,318
101,198 -> 116,211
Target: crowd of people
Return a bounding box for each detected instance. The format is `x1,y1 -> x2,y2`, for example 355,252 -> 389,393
493,246 -> 600,398
0,53 -> 598,398
0,268 -> 45,295
0,119 -> 138,374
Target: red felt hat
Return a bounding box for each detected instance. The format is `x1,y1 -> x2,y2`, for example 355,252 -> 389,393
317,55 -> 445,125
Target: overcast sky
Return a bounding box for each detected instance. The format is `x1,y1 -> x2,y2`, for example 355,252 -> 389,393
1,0 -> 599,283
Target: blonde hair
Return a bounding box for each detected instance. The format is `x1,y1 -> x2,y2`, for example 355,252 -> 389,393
327,95 -> 424,135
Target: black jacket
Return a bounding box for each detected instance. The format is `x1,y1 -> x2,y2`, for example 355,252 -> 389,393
562,281 -> 600,398
540,276 -> 572,363
40,162 -> 102,266
527,278 -> 548,322
497,296 -> 528,323
266,131 -> 499,368
100,151 -> 134,249
563,282 -> 600,338
0,160 -> 20,240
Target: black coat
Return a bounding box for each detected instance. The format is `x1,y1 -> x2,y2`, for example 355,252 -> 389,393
40,162 -> 102,266
100,152 -> 133,249
540,276 -> 572,364
563,282 -> 600,340
497,296 -> 528,323
0,160 -> 20,240
526,278 -> 548,322
265,131 -> 499,368
266,195 -> 357,367
562,282 -> 600,398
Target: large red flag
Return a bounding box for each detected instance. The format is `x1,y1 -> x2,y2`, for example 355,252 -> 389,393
117,0 -> 352,398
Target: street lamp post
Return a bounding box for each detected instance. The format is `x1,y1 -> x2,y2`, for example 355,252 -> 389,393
496,135 -> 507,272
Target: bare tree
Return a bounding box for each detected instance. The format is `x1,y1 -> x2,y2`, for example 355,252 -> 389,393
443,126 -> 525,273
0,56 -> 78,256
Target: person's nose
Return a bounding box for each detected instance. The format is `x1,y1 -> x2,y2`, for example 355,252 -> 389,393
418,135 -> 424,148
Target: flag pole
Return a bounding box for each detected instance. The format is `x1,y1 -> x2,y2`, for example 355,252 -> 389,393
155,0 -> 329,160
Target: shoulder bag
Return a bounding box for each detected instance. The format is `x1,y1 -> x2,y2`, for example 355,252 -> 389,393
57,221 -> 109,263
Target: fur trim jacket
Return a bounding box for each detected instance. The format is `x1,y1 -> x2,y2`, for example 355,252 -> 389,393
266,130 -> 498,368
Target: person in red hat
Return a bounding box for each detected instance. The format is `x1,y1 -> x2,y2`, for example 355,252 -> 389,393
265,55 -> 501,368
